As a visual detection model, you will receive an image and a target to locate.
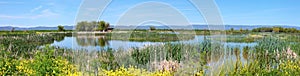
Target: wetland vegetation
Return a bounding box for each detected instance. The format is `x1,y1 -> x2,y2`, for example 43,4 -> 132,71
0,26 -> 300,75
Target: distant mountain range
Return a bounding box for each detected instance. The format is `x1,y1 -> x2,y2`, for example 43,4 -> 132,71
0,26 -> 74,31
0,25 -> 299,31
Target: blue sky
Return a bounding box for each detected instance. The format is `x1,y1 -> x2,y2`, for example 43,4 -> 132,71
0,0 -> 299,27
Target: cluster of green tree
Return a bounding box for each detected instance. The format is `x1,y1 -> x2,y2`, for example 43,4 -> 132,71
252,27 -> 299,33
57,25 -> 65,31
76,21 -> 110,31
227,28 -> 250,34
149,26 -> 156,31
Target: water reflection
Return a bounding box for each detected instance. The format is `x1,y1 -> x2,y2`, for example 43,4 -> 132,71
52,35 -> 257,50
75,36 -> 109,47
55,35 -> 65,42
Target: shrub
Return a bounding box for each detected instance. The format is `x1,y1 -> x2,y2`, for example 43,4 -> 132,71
99,66 -> 173,76
227,60 -> 300,75
0,46 -> 80,76
150,26 -> 156,31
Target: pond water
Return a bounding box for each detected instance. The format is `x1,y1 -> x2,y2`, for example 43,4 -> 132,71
51,35 -> 257,50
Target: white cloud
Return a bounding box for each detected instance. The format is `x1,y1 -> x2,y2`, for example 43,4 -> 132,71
31,9 -> 58,19
0,9 -> 59,19
30,5 -> 43,12
0,15 -> 25,19
0,1 -> 24,4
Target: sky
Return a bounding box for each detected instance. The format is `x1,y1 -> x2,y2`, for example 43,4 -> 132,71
0,0 -> 299,27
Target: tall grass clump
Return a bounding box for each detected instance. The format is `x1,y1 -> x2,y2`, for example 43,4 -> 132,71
215,36 -> 300,76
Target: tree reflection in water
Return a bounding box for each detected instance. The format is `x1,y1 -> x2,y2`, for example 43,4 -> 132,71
98,36 -> 108,47
76,35 -> 109,47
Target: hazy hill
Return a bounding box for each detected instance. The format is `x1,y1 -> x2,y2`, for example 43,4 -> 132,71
0,25 -> 299,31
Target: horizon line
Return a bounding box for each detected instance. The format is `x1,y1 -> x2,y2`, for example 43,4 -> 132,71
1,24 -> 300,28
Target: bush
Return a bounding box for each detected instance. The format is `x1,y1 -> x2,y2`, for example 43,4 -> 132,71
227,60 -> 300,75
58,25 -> 65,31
99,66 -> 173,76
0,47 -> 80,75
252,27 -> 299,33
150,26 -> 156,31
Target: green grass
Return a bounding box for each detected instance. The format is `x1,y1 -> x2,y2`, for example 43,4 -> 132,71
0,30 -> 73,36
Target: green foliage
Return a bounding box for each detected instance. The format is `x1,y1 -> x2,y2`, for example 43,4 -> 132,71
105,22 -> 110,30
226,28 -> 247,34
58,25 -> 65,31
75,21 -> 110,31
10,28 -> 15,32
131,47 -> 150,65
99,66 -> 173,76
230,28 -> 234,32
98,48 -> 119,70
0,34 -> 66,58
255,37 -> 288,53
107,32 -> 195,42
226,60 -> 300,75
252,27 -> 274,32
165,43 -> 183,62
239,28 -> 243,33
98,21 -> 106,31
273,27 -> 280,33
0,59 -> 19,75
0,46 -> 80,75
76,21 -> 89,31
252,27 -> 299,33
150,26 -> 156,31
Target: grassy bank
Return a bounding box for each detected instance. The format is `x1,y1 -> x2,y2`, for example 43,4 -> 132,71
0,30 -> 73,36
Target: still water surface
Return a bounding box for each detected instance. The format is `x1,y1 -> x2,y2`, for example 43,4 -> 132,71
51,35 -> 257,50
